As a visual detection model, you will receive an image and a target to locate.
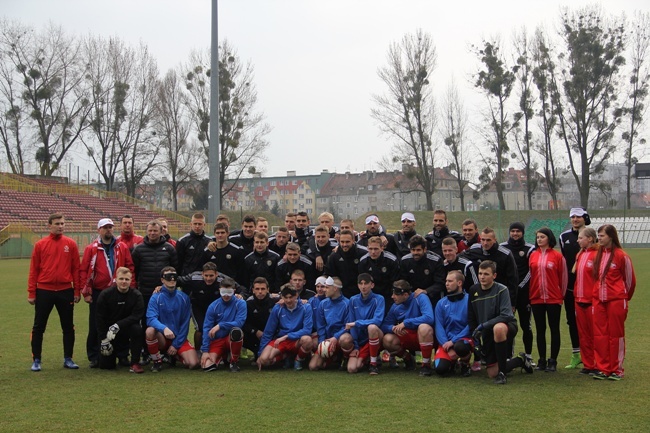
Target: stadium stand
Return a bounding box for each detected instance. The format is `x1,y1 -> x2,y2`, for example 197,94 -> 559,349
589,217 -> 650,245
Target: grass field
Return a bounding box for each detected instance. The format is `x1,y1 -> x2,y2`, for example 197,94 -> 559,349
1,253 -> 649,433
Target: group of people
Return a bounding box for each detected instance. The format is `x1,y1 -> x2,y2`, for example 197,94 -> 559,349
27,207 -> 635,383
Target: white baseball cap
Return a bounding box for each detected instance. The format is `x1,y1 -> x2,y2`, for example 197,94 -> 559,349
97,218 -> 114,228
401,212 -> 416,222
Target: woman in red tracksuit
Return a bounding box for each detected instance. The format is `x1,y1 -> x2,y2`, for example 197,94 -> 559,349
591,224 -> 636,381
573,227 -> 598,375
529,227 -> 567,372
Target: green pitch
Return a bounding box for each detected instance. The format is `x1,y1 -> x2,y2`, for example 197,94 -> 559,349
1,253 -> 649,432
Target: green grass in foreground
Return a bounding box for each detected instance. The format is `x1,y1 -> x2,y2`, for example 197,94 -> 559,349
1,253 -> 650,433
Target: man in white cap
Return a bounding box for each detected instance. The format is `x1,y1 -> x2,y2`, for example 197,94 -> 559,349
559,207 -> 591,369
394,212 -> 418,259
358,214 -> 396,255
80,218 -> 135,368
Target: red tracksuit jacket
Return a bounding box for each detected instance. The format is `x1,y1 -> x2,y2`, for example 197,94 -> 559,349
28,234 -> 81,298
594,247 -> 636,302
79,237 -> 135,295
574,246 -> 597,304
529,247 -> 567,305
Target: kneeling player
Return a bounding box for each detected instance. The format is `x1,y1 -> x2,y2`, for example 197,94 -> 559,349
309,277 -> 349,371
381,280 -> 435,376
433,271 -> 472,376
243,277 -> 279,360
201,277 -> 247,372
96,267 -> 145,373
342,273 -> 385,374
145,267 -> 199,372
468,261 -> 533,384
257,284 -> 314,371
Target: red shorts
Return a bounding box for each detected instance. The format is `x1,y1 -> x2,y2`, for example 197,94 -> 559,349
357,342 -> 370,360
162,338 -> 194,355
397,329 -> 420,351
268,338 -> 299,355
208,336 -> 231,357
434,346 -> 453,362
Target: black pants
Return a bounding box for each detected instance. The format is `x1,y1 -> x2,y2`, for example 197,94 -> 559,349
243,334 -> 261,360
516,287 -> 533,354
31,288 -> 75,360
99,323 -> 144,369
531,303 -> 562,361
140,292 -> 153,355
564,289 -> 580,350
86,288 -> 102,362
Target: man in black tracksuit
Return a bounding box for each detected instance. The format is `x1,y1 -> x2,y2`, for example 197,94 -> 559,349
96,267 -> 145,371
393,212 -> 418,259
305,225 -> 337,277
399,235 -> 446,308
324,229 -> 367,298
204,222 -> 247,287
276,242 -> 316,291
462,227 -> 518,310
358,236 -> 400,310
245,232 -> 281,294
243,277 -> 279,360
441,237 -> 478,291
358,214 -> 397,255
176,213 -> 212,276
229,215 -> 256,255
500,222 -> 535,358
425,210 -> 464,256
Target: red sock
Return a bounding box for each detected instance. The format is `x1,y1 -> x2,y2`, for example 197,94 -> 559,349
369,338 -> 380,358
229,339 -> 243,363
146,339 -> 161,361
420,342 -> 433,364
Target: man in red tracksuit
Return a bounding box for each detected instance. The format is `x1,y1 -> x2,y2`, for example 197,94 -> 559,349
117,215 -> 144,252
80,218 -> 135,368
28,213 -> 82,372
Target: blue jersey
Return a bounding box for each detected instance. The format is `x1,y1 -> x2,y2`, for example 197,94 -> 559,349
434,292 -> 470,344
347,292 -> 385,349
316,295 -> 349,342
259,302 -> 313,356
381,293 -> 434,334
146,287 -> 192,350
309,295 -> 326,333
201,297 -> 247,352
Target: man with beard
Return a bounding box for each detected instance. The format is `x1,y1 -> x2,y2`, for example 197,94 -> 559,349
425,210 -> 463,256
399,235 -> 446,309
243,277 -> 279,361
358,214 -> 396,255
394,212 -> 418,259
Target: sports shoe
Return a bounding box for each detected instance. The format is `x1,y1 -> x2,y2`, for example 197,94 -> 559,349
229,362 -> 240,373
520,353 -> 534,374
536,359 -> 547,371
151,361 -> 163,373
389,355 -> 400,369
460,362 -> 471,377
565,352 -> 582,369
494,371 -> 507,385
368,364 -> 379,375
608,373 -> 623,381
419,364 -> 432,377
63,358 -> 79,369
545,358 -> 557,372
139,353 -> 151,366
471,361 -> 481,372
293,359 -> 303,371
31,359 -> 42,372
579,368 -> 596,375
403,356 -> 416,371
118,357 -> 131,367
203,363 -> 218,372
592,371 -> 608,380
130,363 -> 144,374
89,360 -> 99,369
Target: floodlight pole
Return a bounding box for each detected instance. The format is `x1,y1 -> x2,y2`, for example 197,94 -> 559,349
208,0 -> 221,222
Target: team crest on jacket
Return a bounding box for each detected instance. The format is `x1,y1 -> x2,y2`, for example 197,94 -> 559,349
226,254 -> 232,259
267,260 -> 273,266
519,251 -> 525,257
354,259 -> 359,264
382,267 -> 387,273
547,262 -> 555,269
64,245 -> 69,253
424,269 -> 430,275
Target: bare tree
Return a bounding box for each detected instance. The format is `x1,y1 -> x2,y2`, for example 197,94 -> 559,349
372,29 -> 438,211
440,79 -> 472,211
3,22 -> 90,176
531,28 -> 563,209
183,41 -> 271,207
554,6 -> 626,207
622,12 -> 649,209
156,69 -> 200,211
474,39 -> 519,210
512,28 -> 538,209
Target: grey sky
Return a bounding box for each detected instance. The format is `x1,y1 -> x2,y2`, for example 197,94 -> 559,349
3,0 -> 647,178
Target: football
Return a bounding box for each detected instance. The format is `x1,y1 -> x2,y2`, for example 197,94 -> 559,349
317,340 -> 335,358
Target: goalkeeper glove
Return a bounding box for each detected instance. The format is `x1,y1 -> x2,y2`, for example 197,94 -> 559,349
472,324 -> 484,340
100,339 -> 113,356
106,324 -> 120,341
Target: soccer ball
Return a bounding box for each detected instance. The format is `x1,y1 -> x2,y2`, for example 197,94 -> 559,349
317,340 -> 335,358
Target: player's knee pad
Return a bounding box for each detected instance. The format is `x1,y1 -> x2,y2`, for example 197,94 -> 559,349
229,327 -> 243,342
434,358 -> 452,375
454,340 -> 472,358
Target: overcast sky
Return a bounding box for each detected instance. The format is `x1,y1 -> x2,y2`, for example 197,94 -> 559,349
2,0 -> 647,179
